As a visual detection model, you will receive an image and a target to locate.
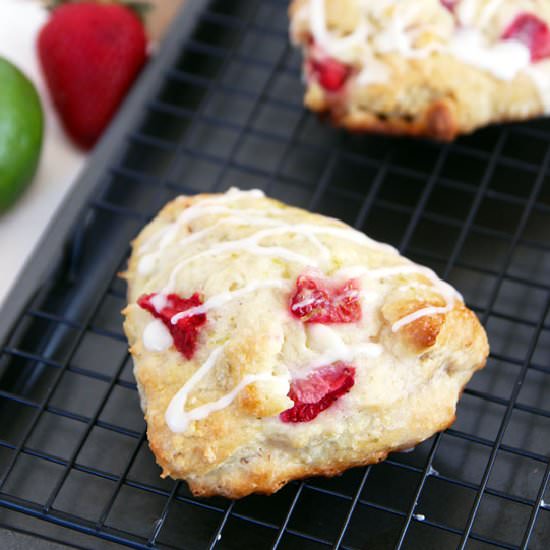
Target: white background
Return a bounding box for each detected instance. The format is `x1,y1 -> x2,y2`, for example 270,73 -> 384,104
0,0 -> 86,307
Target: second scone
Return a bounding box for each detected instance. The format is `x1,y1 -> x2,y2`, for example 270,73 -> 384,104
123,188 -> 488,498
290,0 -> 550,140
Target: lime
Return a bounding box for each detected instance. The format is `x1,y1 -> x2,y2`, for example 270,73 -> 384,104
0,56 -> 44,211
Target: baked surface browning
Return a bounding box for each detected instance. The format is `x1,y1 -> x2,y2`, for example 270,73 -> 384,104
123,190 -> 488,498
290,0 -> 550,140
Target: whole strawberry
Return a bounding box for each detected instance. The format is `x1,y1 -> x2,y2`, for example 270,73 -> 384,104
38,1 -> 147,150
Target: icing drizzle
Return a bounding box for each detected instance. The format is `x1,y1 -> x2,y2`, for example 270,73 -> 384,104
336,265 -> 460,332
165,346 -> 289,433
136,188 -> 463,432
171,280 -> 291,323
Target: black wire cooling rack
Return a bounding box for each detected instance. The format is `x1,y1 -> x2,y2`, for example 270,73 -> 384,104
1,1 -> 550,548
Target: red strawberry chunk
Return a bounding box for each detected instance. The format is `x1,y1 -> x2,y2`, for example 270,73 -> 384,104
309,57 -> 351,92
138,293 -> 206,359
280,362 -> 355,423
440,0 -> 458,12
502,13 -> 550,62
289,274 -> 361,324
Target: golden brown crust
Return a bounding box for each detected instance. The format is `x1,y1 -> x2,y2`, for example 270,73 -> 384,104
124,190 -> 489,498
312,96 -> 460,141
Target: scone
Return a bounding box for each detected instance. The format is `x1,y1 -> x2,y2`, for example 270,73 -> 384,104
289,0 -> 550,140
123,188 -> 489,498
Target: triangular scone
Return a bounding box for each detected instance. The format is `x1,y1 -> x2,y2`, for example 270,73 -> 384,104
123,188 -> 488,498
289,0 -> 550,140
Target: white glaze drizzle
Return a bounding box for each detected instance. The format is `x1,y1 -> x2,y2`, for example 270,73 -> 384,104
336,264 -> 460,333
163,223 -> 397,292
138,185 -> 398,278
137,254 -> 157,276
138,188 -> 266,254
144,188 -> 458,338
291,295 -> 319,312
303,325 -> 384,373
392,304 -> 452,332
449,28 -> 531,81
476,0 -> 505,27
175,204 -> 279,228
372,2 -> 441,60
310,0 -> 369,58
305,324 -> 382,362
368,266 -> 460,300
167,373 -> 283,433
150,293 -> 168,312
143,320 -> 173,352
305,342 -> 383,371
164,235 -> 317,292
170,280 -> 291,324
164,338 -> 384,432
139,224 -> 177,255
307,324 -> 347,354
138,213 -> 287,275
165,346 -> 289,433
456,0 -> 477,26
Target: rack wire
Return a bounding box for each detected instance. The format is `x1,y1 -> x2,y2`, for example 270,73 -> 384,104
0,0 -> 549,548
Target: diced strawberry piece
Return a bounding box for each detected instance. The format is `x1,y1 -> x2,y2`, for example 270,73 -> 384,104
289,274 -> 361,324
502,13 -> 550,62
440,0 -> 458,12
309,57 -> 351,92
138,293 -> 206,359
280,362 -> 355,423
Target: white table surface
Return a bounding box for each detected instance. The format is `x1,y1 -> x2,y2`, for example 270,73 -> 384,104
0,0 -> 86,308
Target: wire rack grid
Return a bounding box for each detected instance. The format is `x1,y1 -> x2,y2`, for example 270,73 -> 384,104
0,0 -> 549,548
